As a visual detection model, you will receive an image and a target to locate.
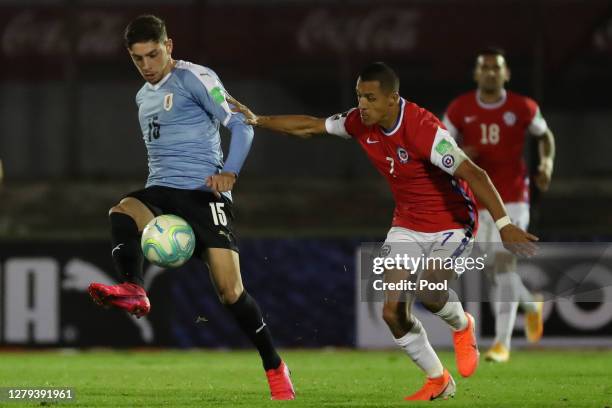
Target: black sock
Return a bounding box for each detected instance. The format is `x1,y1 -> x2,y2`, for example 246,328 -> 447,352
226,291 -> 282,370
110,212 -> 144,286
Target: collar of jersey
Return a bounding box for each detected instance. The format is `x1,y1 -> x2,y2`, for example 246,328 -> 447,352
146,70 -> 173,91
476,89 -> 507,110
380,98 -> 405,136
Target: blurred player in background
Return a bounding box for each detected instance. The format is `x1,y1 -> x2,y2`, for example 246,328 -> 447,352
87,15 -> 294,400
229,62 -> 538,401
443,47 -> 555,362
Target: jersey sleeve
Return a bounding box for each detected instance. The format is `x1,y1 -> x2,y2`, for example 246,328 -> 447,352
222,112 -> 254,175
325,108 -> 359,139
412,112 -> 467,176
525,98 -> 548,136
442,98 -> 463,140
183,68 -> 234,127
183,67 -> 254,175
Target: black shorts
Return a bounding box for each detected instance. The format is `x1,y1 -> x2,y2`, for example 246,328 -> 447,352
126,185 -> 238,254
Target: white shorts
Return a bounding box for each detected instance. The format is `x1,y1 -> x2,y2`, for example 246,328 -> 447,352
475,202 -> 529,257
476,202 -> 529,243
382,226 -> 474,276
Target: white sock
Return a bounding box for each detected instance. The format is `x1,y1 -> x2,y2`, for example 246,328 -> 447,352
492,272 -> 520,348
393,318 -> 444,378
510,272 -> 538,313
434,289 -> 468,331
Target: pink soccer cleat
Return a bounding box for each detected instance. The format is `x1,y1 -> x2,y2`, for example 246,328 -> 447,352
265,361 -> 295,400
88,282 -> 150,318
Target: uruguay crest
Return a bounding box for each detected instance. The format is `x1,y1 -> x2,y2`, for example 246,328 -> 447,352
163,93 -> 174,111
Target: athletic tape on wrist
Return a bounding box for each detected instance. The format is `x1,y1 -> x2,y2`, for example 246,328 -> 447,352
495,216 -> 512,231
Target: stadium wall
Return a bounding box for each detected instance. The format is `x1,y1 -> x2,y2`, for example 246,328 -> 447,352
0,240 -> 610,349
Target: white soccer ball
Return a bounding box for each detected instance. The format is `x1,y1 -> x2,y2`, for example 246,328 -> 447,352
141,214 -> 196,268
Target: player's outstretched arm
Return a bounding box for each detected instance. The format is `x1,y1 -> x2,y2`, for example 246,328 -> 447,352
228,96 -> 326,138
454,159 -> 539,256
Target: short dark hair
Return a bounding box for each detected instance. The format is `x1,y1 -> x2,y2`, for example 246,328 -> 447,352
358,62 -> 400,93
476,46 -> 506,60
124,15 -> 167,48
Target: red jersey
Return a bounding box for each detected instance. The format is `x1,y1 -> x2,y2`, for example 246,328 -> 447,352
325,98 -> 477,234
443,90 -> 548,207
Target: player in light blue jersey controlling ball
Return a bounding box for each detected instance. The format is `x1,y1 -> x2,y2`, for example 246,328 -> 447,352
87,14 -> 294,400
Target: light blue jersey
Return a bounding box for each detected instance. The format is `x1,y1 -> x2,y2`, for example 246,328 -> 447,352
135,60 -> 253,199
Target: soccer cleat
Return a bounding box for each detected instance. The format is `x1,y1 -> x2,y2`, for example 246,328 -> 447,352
453,312 -> 479,377
525,294 -> 544,343
484,342 -> 510,363
88,282 -> 151,318
404,369 -> 455,401
265,361 -> 295,400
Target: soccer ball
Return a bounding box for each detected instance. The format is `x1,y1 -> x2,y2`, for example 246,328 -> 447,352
141,214 -> 196,268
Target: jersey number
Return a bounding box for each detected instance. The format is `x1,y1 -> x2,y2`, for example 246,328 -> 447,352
148,116 -> 161,142
480,123 -> 500,145
209,202 -> 228,226
385,157 -> 395,175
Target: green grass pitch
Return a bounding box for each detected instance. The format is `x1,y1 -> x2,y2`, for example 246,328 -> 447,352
0,349 -> 610,407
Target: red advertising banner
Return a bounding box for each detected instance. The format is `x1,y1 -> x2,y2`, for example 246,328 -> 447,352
1,2 -> 609,79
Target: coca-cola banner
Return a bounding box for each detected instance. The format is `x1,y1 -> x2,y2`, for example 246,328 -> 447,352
1,2 -> 610,78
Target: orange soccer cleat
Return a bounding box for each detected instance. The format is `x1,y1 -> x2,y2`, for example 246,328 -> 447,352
88,282 -> 151,318
405,369 -> 455,401
525,294 -> 544,343
265,361 -> 295,400
453,312 -> 479,377
484,342 -> 510,363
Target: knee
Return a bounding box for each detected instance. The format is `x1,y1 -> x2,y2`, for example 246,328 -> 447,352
108,198 -> 139,217
218,285 -> 244,305
109,202 -> 129,217
416,271 -> 448,311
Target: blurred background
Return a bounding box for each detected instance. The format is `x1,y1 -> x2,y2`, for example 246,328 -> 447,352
0,0 -> 611,349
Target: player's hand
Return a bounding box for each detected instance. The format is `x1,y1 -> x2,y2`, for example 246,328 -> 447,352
500,224 -> 539,257
205,172 -> 236,198
535,158 -> 553,192
227,96 -> 259,126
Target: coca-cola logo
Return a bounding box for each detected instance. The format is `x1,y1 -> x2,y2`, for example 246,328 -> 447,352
2,10 -> 125,57
297,8 -> 420,54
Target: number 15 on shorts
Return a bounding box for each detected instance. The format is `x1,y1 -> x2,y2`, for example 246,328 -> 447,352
209,202 -> 227,226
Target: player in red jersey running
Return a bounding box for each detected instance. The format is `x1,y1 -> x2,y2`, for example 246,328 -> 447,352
443,48 -> 555,363
229,62 -> 537,401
